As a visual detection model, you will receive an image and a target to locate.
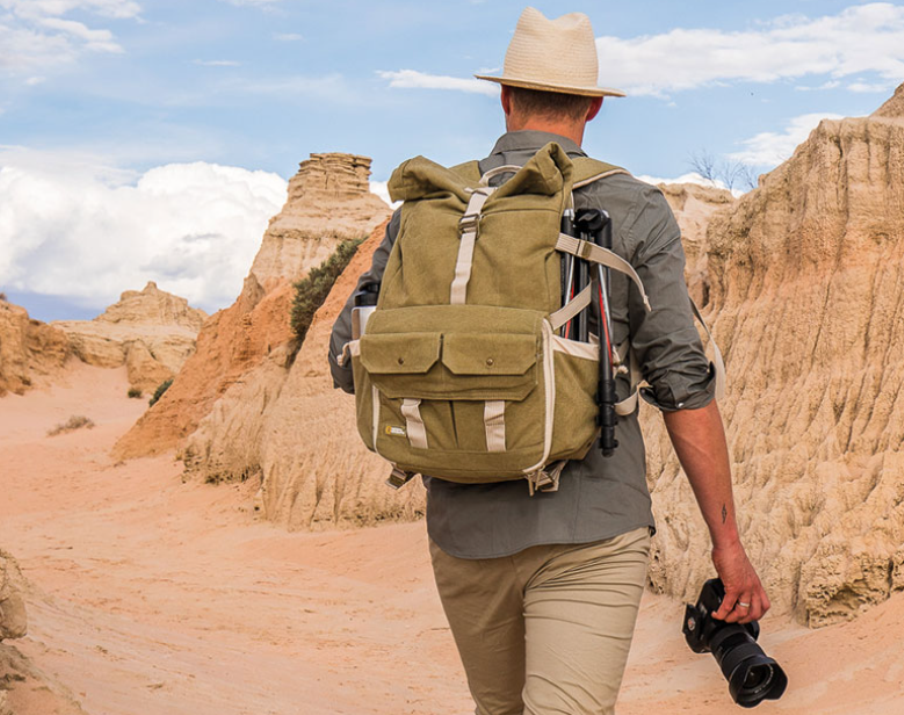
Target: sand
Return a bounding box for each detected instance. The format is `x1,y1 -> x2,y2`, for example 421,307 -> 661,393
1,361 -> 902,714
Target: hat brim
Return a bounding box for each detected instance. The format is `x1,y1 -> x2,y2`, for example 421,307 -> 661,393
474,74 -> 626,98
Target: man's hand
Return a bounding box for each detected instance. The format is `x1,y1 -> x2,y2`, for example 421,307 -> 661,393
711,540 -> 770,624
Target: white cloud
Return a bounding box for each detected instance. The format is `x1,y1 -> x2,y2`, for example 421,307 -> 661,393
728,113 -> 845,166
369,181 -> 401,209
848,81 -> 893,93
0,149 -> 287,313
378,69 -> 498,97
0,24 -> 76,70
273,32 -> 303,42
795,80 -> 841,92
39,17 -> 123,52
596,3 -> 904,96
0,0 -> 135,72
0,1 -> 141,19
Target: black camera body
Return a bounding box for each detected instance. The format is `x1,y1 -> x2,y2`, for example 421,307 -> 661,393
683,578 -> 788,708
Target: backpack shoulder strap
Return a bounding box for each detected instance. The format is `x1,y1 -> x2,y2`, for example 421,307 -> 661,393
571,157 -> 630,189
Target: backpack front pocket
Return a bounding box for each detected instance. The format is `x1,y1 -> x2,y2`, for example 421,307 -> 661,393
355,305 -> 551,481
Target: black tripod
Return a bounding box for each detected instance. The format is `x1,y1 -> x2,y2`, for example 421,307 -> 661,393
561,208 -> 619,456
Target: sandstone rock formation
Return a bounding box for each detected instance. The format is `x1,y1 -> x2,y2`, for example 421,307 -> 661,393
0,549 -> 26,715
52,281 -> 206,394
0,299 -> 70,397
252,154 -> 387,293
114,154 -> 390,460
184,220 -> 425,529
643,84 -> 904,627
0,550 -> 27,643
657,182 -> 735,306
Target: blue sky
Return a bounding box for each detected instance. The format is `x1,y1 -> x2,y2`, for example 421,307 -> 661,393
2,1 -> 903,319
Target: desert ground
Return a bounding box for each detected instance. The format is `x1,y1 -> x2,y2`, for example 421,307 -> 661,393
1,361 -> 903,715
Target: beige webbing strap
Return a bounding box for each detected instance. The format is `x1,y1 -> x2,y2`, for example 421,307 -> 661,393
556,233 -> 652,312
478,164 -> 521,187
484,400 -> 506,452
525,460 -> 567,496
613,340 -> 643,416
573,168 -> 630,189
549,284 -> 593,332
401,398 -> 428,449
690,300 -> 726,401
450,188 -> 493,304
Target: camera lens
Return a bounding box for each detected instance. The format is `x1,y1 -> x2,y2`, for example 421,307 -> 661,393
743,663 -> 772,690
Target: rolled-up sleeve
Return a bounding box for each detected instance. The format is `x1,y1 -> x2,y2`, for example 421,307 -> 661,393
328,209 -> 401,394
625,187 -> 716,411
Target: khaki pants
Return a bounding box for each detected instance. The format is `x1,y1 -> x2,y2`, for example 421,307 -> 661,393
429,528 -> 651,715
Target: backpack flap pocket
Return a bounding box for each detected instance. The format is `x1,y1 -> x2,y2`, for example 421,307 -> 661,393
359,331 -> 442,399
360,332 -> 441,375
441,333 -> 539,401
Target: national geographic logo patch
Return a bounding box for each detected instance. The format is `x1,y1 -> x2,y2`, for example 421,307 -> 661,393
384,425 -> 407,437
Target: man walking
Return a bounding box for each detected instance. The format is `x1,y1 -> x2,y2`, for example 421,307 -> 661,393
329,8 -> 770,714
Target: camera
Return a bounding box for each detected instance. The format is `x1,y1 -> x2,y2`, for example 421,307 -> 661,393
683,578 -> 788,708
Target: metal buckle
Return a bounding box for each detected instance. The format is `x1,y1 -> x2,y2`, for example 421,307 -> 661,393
386,466 -> 417,490
459,214 -> 479,234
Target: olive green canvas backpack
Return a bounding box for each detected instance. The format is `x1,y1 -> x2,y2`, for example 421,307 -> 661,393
342,142 -> 720,493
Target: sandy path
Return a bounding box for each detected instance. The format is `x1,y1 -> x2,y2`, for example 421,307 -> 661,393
1,361 -> 902,714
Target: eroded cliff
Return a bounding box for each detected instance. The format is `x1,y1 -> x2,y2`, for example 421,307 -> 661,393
0,549 -> 27,715
0,299 -> 70,397
643,84 -> 904,627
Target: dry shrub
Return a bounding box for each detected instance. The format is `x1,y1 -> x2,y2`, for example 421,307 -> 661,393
47,415 -> 95,437
290,238 -> 363,349
148,378 -> 173,407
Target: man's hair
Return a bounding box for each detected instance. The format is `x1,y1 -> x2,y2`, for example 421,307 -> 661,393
508,86 -> 594,122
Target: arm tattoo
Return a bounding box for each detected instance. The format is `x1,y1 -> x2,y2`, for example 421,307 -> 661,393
722,504 -> 727,524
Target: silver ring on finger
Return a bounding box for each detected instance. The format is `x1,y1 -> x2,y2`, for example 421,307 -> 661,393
737,601 -> 750,608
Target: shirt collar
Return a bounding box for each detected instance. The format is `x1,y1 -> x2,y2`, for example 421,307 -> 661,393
489,130 -> 587,157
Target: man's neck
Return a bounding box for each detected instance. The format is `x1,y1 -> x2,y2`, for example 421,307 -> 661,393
505,118 -> 585,147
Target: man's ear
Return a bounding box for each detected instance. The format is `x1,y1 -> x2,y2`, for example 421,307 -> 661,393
500,85 -> 514,117
586,97 -> 604,122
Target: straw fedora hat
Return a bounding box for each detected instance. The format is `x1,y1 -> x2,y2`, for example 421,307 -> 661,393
475,7 -> 625,98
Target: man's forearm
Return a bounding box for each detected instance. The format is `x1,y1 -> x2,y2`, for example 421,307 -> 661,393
662,400 -> 740,548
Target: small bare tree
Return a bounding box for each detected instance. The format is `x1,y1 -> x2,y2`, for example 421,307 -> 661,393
689,149 -> 718,183
688,150 -> 759,193
737,165 -> 760,192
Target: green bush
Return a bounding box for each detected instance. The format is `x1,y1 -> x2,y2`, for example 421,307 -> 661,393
127,387 -> 143,399
290,238 -> 363,346
149,378 -> 173,407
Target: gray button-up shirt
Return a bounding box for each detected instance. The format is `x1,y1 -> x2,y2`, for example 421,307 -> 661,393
329,130 -> 715,559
